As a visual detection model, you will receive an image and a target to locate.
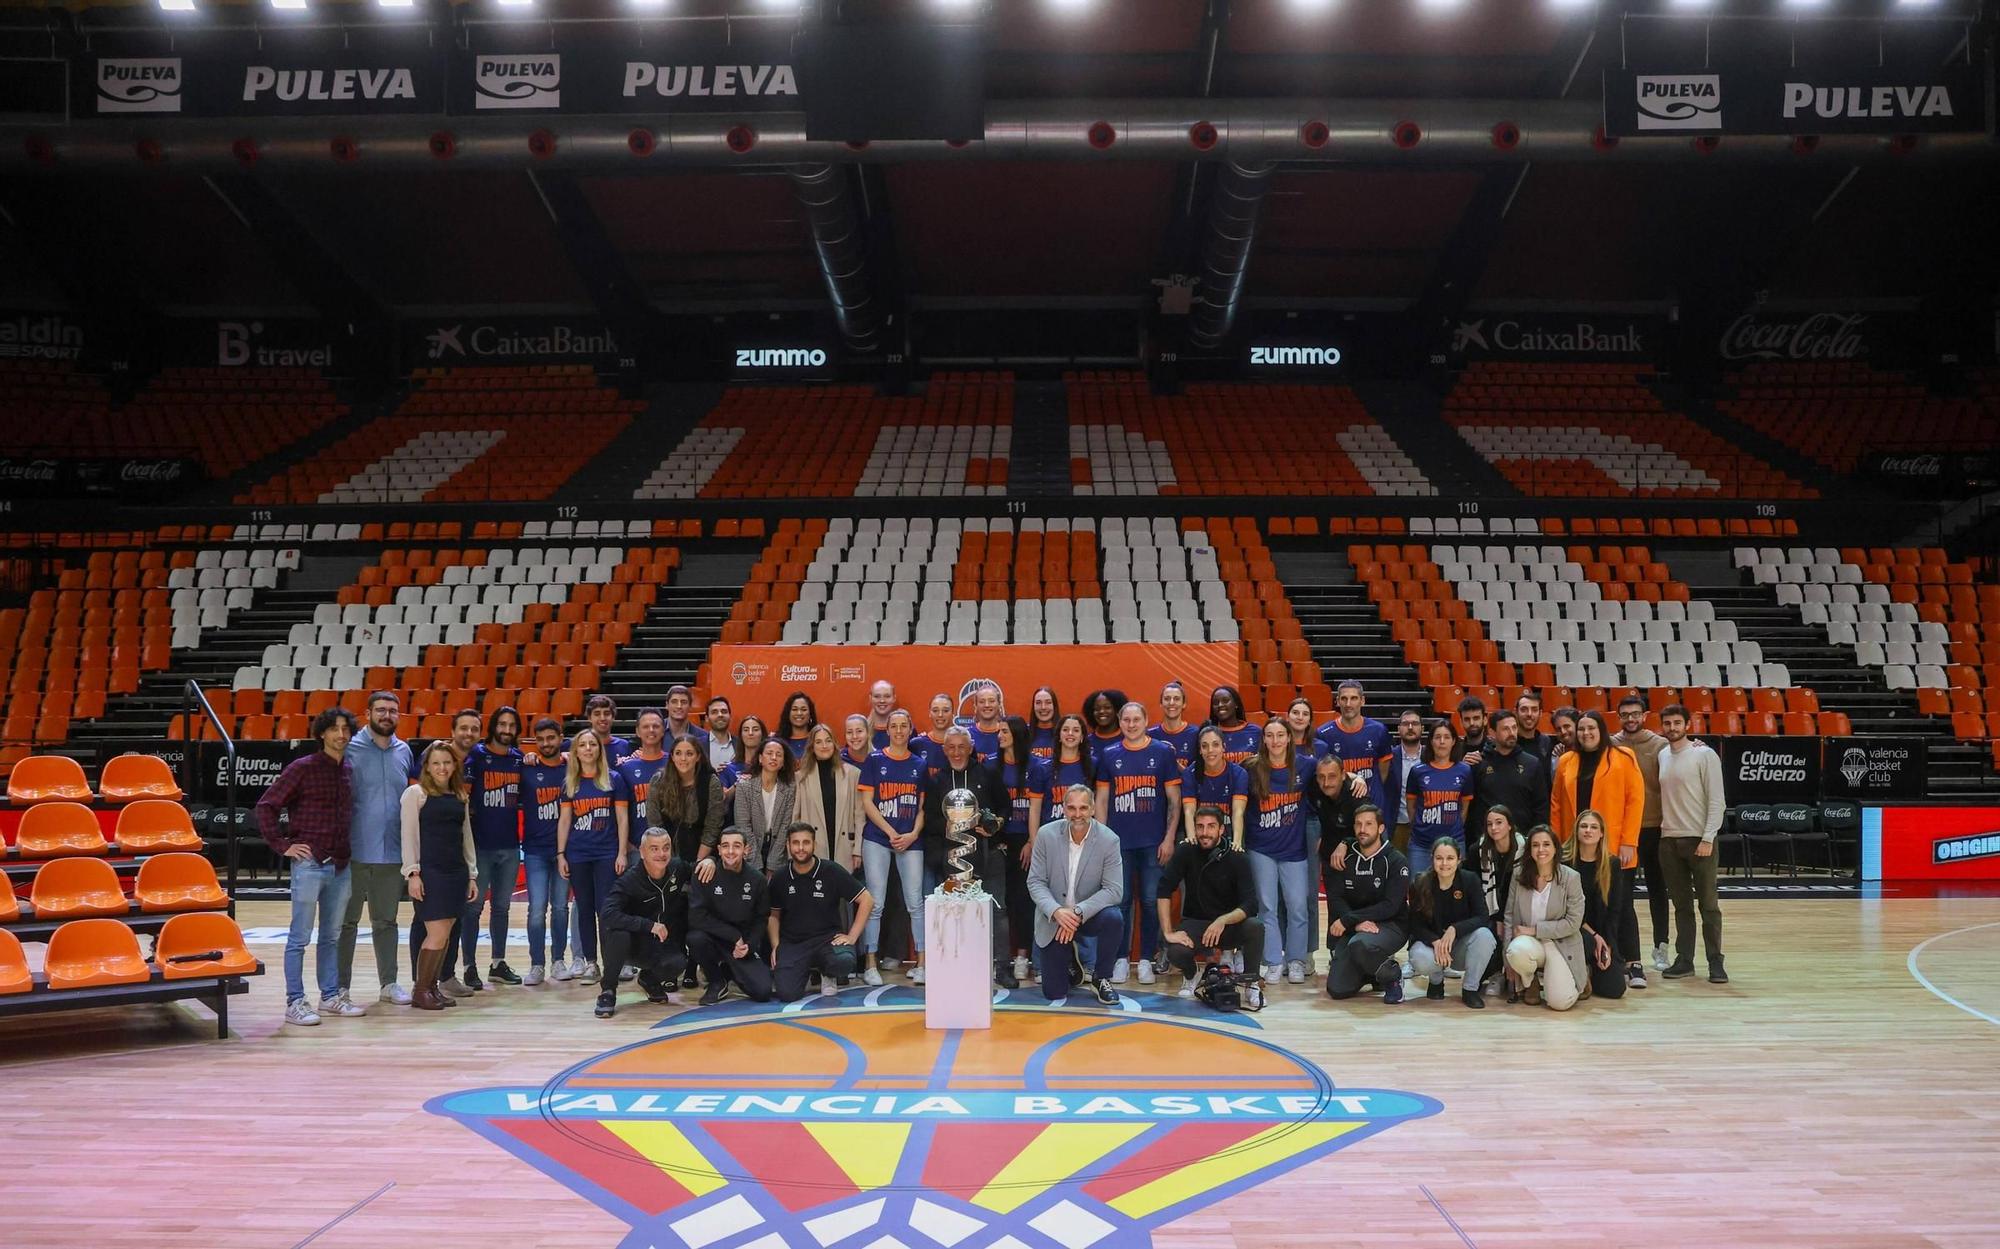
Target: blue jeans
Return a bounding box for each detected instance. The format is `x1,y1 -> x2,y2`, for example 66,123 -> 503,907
286,858 -> 352,1005
569,857 -> 618,962
1407,841 -> 1434,879
1249,850 -> 1312,967
523,853 -> 570,968
1120,847 -> 1164,962
862,839 -> 927,956
462,846 -> 521,968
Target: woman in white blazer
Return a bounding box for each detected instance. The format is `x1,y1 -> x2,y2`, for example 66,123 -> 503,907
1504,824 -> 1589,1010
792,724 -> 863,871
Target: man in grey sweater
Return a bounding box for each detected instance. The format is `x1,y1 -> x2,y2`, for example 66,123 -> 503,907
1655,704 -> 1727,984
1614,695 -> 1670,975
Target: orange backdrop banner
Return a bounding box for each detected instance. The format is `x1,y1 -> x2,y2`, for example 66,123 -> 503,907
707,644 -> 1241,729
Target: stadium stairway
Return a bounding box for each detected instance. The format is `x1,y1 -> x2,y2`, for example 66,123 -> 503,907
201,393 -> 396,508
565,384 -> 723,501
1351,380 -> 1513,500
1665,381 -> 1848,501
595,544 -> 760,707
1269,545 -> 1429,720
1009,380 -> 1073,498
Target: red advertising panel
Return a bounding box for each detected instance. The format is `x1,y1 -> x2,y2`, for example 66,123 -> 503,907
1870,806 -> 2000,881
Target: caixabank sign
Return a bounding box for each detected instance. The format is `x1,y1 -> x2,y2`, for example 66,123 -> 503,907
1604,63 -> 1986,137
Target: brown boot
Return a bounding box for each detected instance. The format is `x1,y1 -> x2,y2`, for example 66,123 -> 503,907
412,947 -> 447,1011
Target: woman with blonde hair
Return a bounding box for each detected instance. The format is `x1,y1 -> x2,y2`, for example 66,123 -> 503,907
1567,809 -> 1628,1001
1503,824 -> 1588,1010
556,728 -> 632,985
402,741 -> 476,1011
794,723 -> 863,871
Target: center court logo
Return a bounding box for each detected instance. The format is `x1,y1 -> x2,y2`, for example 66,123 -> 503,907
429,996 -> 1439,1247
1635,74 -> 1721,130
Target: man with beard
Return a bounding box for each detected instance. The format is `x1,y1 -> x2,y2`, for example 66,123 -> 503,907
1325,805 -> 1411,1005
584,694 -> 632,763
335,690 -> 413,1013
704,697 -> 737,772
1388,709 -> 1426,852
768,824 -> 873,1003
1453,696 -> 1490,766
1516,689 -> 1556,774
595,828 -> 691,1018
461,705 -> 525,989
686,828 -> 775,1004
1468,709 -> 1548,837
1157,805 -> 1263,999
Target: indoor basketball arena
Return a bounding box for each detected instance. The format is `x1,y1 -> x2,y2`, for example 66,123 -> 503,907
1,0 -> 1997,1245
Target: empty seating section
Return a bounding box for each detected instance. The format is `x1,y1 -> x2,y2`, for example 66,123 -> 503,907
1219,520 -> 1323,716
1734,547 -> 1952,693
241,366 -> 635,504
1720,361 -> 2000,474
1445,362 -> 1808,499
639,373 -> 1013,500
0,362 -> 341,481
767,517 -> 1238,647
1065,373 -> 1431,496
220,542 -> 678,738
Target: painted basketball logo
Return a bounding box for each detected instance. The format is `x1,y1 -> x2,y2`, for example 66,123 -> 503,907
429,995 -> 1440,1247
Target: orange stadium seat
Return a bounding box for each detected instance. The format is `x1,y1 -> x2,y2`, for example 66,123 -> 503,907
44,919 -> 150,990
8,754 -> 94,805
113,800 -> 203,854
15,802 -> 110,858
29,858 -> 129,919
134,853 -> 228,914
0,929 -> 31,994
154,913 -> 258,980
98,753 -> 184,803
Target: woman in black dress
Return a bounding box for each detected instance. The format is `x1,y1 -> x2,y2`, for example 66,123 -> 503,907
403,742 -> 476,1012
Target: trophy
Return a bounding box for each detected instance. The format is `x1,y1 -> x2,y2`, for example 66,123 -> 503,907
940,788 -> 981,894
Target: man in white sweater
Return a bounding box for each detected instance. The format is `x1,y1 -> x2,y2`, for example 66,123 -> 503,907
1656,704 -> 1727,984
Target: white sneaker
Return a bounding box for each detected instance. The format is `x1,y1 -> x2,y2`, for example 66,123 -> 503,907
1229,949 -> 1245,974
820,978 -> 838,998
1653,943 -> 1670,972
1112,959 -> 1130,985
523,966 -> 545,986
619,965 -> 637,983
285,999 -> 321,1027
580,962 -> 602,984
552,958 -> 577,981
1444,967 -> 1464,980
1261,963 -> 1282,984
880,957 -> 901,970
1285,961 -> 1306,985
378,983 -> 412,1006
1177,982 -> 1197,1000
863,967 -> 884,987
1012,955 -> 1031,983
908,964 -> 926,985
1135,959 -> 1155,985
1178,966 -> 1204,1000
320,993 -> 367,1017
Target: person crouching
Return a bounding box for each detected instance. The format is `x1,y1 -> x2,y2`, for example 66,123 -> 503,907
595,827 -> 691,1018
1157,804 -> 1263,1000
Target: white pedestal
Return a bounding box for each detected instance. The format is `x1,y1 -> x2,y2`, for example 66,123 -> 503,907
923,890 -> 993,1031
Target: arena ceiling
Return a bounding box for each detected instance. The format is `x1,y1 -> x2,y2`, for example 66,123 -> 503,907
1,0 -> 1994,327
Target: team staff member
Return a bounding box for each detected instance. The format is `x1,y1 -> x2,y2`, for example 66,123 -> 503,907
921,727 -> 1015,988
1549,711 -> 1647,990
519,717 -> 573,985
768,823 -> 873,1002
1156,805 -> 1263,997
1316,680 -> 1393,813
686,828 -> 775,1004
460,706 -> 525,991
1612,695 -> 1670,973
1094,703 -> 1182,986
258,707 -> 357,1028
734,738 -> 798,874
1503,825 -> 1587,1011
704,697 -> 738,771
1569,811 -> 1628,1003
401,742 -> 477,1013
337,690 -> 413,1014
1453,697 -> 1490,762
1470,806 -> 1523,993
646,738 -> 726,868
1324,805 -> 1410,1004
1516,689 -> 1556,774
664,685 -> 710,751
1182,726 -> 1249,848
1656,704 -> 1728,984
1025,786 -> 1125,1007
1467,710 -> 1549,836
556,728 -> 631,985
594,828 -> 692,1018
995,717 -> 1051,984
794,724 -> 864,869
775,692 -> 819,760
1405,836 -> 1494,1008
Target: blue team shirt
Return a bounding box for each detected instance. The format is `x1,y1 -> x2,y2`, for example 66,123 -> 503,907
1097,740 -> 1182,850
1404,761 -> 1476,852
858,749 -> 926,846
463,744 -> 522,851
967,724 -> 1004,759
615,752 -> 670,831
1028,728 -> 1057,763
563,773 -> 631,862
1088,730 -> 1124,768
1046,758 -> 1094,810
1317,718 -> 1393,811
1181,761 -> 1250,812
843,747 -> 876,772
1149,723 -> 1201,772
1215,725 -> 1262,765
996,757 -> 1053,840
776,733 -> 811,761
1249,764 -> 1310,862
518,756 -> 567,857
912,733 -> 953,767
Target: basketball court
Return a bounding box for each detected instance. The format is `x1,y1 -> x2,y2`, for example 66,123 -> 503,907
4,893 -> 1996,1248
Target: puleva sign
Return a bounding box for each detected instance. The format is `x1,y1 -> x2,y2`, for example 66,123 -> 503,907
429,993 -> 1438,1247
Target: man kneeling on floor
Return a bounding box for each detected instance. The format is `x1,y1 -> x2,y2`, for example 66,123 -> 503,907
687,827 -> 775,1005
1325,804 -> 1411,1004
1156,804 -> 1263,1000
595,827 -> 690,1018
770,822 -> 873,1002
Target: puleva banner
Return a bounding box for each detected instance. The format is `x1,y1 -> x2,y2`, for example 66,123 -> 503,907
1603,63 -> 1986,137
708,643 -> 1240,730
76,52 -> 445,118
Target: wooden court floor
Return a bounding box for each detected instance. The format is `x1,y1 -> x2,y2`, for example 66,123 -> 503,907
2,895 -> 1997,1249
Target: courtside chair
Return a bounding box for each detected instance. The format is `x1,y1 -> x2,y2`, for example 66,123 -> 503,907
15,802 -> 109,858
43,919 -> 150,990
99,753 -> 183,803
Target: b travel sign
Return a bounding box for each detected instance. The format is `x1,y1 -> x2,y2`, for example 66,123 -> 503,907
1603,64 -> 1987,137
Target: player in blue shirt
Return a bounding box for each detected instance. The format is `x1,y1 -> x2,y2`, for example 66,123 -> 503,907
519,717 -> 572,983
1149,681 -> 1200,772
1316,680 -> 1394,813
1046,713 -> 1098,810
841,714 -> 877,771
913,692 -> 957,767
1093,702 -> 1182,986
858,709 -> 929,987
615,708 -> 672,836
1026,686 -> 1061,763
1082,689 -> 1126,766
664,685 -> 711,754
459,706 -> 524,990
993,716 -> 1051,982
775,691 -> 818,760
966,682 -> 1006,759
1402,719 -> 1476,879
1245,718 -> 1314,984
1206,684 -> 1262,764
556,728 -> 633,984
1181,725 -> 1250,848
583,695 -> 632,764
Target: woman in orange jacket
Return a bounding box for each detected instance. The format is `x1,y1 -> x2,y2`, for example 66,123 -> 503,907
1549,711 -> 1649,992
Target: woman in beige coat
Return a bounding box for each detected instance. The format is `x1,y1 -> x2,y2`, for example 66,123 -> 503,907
1504,824 -> 1589,1010
792,724 -> 864,871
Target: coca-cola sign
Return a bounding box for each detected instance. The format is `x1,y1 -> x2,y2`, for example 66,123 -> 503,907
120,459 -> 186,485
1875,454 -> 1942,479
0,455 -> 199,498
1720,312 -> 1868,362
0,457 -> 61,483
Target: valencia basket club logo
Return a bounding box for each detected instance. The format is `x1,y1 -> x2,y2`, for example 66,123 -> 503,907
429,995 -> 1439,1247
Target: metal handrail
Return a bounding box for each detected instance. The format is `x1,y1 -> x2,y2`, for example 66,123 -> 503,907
179,680 -> 242,897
